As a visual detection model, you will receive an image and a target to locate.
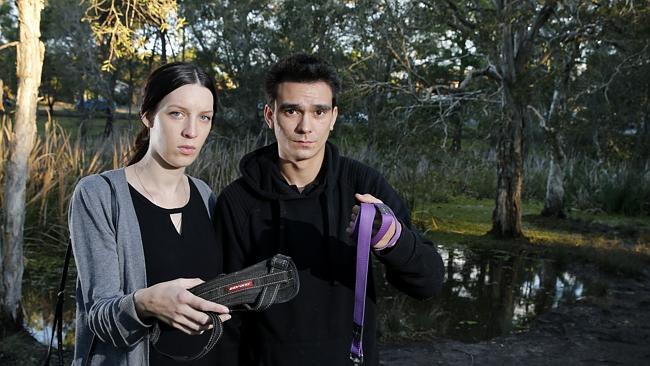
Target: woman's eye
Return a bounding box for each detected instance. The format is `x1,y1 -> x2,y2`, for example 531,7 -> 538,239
201,115 -> 212,122
170,111 -> 183,118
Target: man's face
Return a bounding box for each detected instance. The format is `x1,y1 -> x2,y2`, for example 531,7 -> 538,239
264,81 -> 337,165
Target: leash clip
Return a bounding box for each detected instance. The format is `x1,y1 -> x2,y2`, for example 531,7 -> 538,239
349,322 -> 364,365
349,353 -> 364,365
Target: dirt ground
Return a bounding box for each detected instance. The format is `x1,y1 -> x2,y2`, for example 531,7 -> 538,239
2,267 -> 648,365
379,266 -> 650,366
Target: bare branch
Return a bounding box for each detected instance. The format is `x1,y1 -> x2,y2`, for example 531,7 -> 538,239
527,105 -> 549,131
460,64 -> 502,88
0,41 -> 19,52
443,0 -> 477,32
515,0 -> 558,68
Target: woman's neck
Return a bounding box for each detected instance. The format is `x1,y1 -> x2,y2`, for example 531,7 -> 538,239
136,155 -> 186,190
127,154 -> 188,208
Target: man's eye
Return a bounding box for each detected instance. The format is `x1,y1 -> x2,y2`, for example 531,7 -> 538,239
315,109 -> 326,116
285,109 -> 297,115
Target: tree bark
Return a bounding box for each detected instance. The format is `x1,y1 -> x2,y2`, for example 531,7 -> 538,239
541,146 -> 566,218
541,40 -> 578,218
46,95 -> 55,116
160,29 -> 167,64
541,89 -> 568,218
491,84 -> 525,237
1,0 -> 45,328
0,78 -> 4,113
489,0 -> 557,237
450,113 -> 462,153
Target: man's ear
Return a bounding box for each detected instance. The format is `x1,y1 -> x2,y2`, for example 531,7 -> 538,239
330,106 -> 338,131
263,104 -> 274,129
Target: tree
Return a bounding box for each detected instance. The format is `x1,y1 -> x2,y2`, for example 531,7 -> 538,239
1,0 -> 180,329
82,0 -> 180,136
1,0 -> 45,328
427,0 -> 559,237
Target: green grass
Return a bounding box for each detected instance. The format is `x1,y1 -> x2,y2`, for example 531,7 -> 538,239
414,197 -> 650,275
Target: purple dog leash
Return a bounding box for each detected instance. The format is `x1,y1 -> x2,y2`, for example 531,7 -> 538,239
350,202 -> 401,365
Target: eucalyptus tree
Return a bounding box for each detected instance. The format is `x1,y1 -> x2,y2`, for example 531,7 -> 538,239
420,0 -> 560,237
0,0 -> 181,329
0,0 -> 45,329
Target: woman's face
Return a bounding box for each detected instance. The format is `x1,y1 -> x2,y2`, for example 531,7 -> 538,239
145,83 -> 214,168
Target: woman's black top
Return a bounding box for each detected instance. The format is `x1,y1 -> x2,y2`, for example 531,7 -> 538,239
130,178 -> 221,365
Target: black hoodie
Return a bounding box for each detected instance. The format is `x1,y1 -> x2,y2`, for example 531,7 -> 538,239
214,142 -> 444,366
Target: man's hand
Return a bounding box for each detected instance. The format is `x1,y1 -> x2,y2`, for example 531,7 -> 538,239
346,193 -> 397,250
134,278 -> 232,335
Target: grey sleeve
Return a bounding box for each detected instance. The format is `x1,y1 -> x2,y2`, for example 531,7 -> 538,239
69,176 -> 151,348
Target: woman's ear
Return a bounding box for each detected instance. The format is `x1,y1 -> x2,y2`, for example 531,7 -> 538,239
141,114 -> 152,128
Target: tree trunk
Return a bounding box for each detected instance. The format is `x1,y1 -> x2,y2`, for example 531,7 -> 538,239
450,113 -> 462,153
541,87 -> 569,218
490,84 -> 525,238
46,96 -> 54,116
541,148 -> 566,218
1,0 -> 45,329
103,107 -> 114,137
103,71 -> 117,137
0,78 -> 4,113
160,29 -> 167,64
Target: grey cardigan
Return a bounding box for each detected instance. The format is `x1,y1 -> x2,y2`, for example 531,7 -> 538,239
69,168 -> 217,365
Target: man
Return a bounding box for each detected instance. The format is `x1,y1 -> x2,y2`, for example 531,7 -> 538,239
215,53 -> 444,366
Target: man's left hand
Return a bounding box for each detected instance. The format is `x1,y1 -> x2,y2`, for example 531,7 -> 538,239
346,193 -> 397,250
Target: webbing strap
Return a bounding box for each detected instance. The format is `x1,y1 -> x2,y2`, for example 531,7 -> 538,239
349,203 -> 397,365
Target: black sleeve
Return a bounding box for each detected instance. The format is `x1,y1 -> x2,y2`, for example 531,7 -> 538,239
212,192 -> 247,366
366,171 -> 445,300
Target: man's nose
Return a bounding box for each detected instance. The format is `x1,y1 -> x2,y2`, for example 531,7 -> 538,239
296,115 -> 313,134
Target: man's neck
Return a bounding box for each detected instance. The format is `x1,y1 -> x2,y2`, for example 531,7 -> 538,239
277,150 -> 325,189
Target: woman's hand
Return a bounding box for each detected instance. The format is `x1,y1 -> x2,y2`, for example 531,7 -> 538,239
134,278 -> 231,335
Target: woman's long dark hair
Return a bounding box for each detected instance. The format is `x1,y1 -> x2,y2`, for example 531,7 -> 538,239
128,62 -> 218,166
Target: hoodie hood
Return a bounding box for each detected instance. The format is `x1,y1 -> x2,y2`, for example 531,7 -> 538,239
239,142 -> 341,201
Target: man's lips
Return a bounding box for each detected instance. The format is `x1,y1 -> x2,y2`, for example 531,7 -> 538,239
178,145 -> 196,155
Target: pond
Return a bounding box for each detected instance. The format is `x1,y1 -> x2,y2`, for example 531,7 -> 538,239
22,245 -> 600,347
375,246 -> 596,342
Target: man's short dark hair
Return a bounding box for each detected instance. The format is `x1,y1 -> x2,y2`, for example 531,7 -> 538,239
265,53 -> 342,107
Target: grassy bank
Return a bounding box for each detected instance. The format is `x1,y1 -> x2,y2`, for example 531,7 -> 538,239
415,197 -> 650,275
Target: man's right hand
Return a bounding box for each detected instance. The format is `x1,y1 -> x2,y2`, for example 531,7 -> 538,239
134,278 -> 231,335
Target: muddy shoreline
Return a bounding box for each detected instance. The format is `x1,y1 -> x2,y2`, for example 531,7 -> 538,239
2,267 -> 648,365
379,266 -> 650,365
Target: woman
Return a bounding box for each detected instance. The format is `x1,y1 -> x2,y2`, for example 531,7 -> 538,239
69,62 -> 230,365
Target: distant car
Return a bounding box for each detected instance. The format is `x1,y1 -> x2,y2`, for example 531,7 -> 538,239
76,98 -> 116,114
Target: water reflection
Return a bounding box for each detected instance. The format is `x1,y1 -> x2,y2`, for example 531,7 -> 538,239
22,274 -> 76,347
375,246 -> 594,342
23,245 -> 598,345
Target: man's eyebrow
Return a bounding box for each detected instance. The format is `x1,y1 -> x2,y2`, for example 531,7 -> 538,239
313,104 -> 332,110
278,103 -> 302,110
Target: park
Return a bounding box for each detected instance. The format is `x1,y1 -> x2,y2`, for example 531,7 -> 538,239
1,0 -> 649,365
